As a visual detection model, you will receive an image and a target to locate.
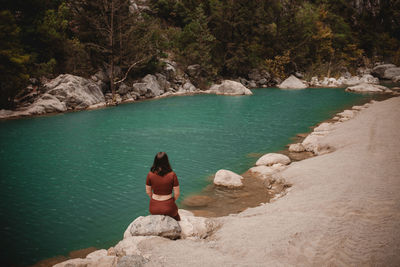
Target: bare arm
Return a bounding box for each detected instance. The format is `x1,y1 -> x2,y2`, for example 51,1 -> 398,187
146,185 -> 152,198
173,186 -> 180,201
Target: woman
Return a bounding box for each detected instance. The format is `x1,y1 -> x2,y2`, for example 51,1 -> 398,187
146,152 -> 180,221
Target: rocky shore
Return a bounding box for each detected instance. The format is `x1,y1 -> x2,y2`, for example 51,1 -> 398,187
2,62 -> 399,121
52,92 -> 400,266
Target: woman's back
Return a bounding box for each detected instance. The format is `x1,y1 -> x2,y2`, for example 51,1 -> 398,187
146,171 -> 179,195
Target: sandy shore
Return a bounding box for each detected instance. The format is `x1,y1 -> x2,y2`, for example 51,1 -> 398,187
134,96 -> 400,266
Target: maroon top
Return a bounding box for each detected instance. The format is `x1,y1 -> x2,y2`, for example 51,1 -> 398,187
146,171 -> 179,195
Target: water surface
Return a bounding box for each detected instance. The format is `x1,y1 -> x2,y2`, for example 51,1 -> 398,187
0,88 -> 369,265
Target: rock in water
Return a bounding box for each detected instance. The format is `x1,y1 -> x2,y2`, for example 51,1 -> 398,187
278,75 -> 308,89
128,215 -> 181,240
209,80 -> 253,95
44,74 -> 105,110
345,83 -> 391,93
213,169 -> 244,187
255,153 -> 291,166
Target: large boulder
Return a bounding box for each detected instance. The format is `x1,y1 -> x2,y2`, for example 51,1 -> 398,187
345,83 -> 391,93
209,80 -> 253,95
20,94 -> 67,115
178,211 -> 217,239
383,67 -> 400,80
213,169 -> 243,187
187,64 -> 202,78
249,164 -> 287,180
278,75 -> 307,89
393,76 -> 400,83
288,143 -> 305,152
126,215 -> 181,240
255,153 -> 291,166
44,74 -> 105,110
372,64 -> 397,78
142,74 -> 163,97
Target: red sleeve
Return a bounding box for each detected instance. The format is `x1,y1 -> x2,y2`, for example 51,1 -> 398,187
173,172 -> 179,187
146,172 -> 152,186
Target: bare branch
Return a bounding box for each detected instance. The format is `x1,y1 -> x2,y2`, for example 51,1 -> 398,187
114,55 -> 155,84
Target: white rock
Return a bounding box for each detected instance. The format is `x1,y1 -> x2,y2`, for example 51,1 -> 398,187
337,110 -> 357,119
115,236 -> 154,256
178,215 -> 216,239
301,133 -> 332,155
392,76 -> 400,83
360,74 -> 379,84
249,164 -> 287,179
278,75 -> 307,89
209,80 -> 253,95
372,64 -> 396,78
86,249 -> 108,259
352,105 -> 365,111
213,169 -> 243,187
178,209 -> 194,217
346,83 -> 391,93
383,67 -> 400,80
142,74 -> 163,97
127,215 -> 181,239
314,122 -> 332,132
53,258 -> 90,267
255,153 -> 291,166
288,143 -> 305,152
45,74 -> 105,109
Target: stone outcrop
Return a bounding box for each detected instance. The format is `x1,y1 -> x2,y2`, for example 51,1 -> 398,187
255,153 -> 291,166
372,64 -> 397,79
124,215 -> 181,240
278,75 -> 308,89
209,80 -> 253,95
345,83 -> 392,93
53,249 -> 117,267
44,74 -> 105,110
288,143 -> 305,152
213,169 -> 244,187
249,164 -> 287,181
382,67 -> 400,80
310,74 -> 379,88
393,76 -> 400,83
178,210 -> 217,239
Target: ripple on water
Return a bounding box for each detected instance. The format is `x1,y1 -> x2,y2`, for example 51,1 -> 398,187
0,88 -> 370,266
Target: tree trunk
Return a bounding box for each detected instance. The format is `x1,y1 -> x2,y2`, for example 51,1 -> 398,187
110,0 -> 115,102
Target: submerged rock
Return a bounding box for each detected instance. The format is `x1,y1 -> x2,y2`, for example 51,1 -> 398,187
255,153 -> 291,166
213,169 -> 243,187
126,215 -> 181,240
209,80 -> 253,95
278,75 -> 307,89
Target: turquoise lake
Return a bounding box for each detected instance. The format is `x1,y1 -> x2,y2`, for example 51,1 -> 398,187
0,88 -> 370,266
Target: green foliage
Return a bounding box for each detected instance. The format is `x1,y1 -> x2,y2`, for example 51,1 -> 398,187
0,10 -> 30,109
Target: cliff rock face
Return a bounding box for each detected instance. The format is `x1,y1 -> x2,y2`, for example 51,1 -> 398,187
44,74 -> 105,110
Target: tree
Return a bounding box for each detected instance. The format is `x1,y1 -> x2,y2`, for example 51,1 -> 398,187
0,10 -> 30,109
71,0 -> 161,99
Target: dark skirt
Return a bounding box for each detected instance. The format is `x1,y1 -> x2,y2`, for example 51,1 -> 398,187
149,198 -> 180,221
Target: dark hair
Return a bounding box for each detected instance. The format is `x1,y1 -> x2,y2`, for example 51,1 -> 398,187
150,152 -> 172,176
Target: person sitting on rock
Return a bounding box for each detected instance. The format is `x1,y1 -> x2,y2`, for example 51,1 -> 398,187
146,152 -> 181,221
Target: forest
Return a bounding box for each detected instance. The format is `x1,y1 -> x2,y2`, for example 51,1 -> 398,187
1,0 -> 399,108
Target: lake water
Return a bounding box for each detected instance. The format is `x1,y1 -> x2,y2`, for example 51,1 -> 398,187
0,88 -> 370,265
